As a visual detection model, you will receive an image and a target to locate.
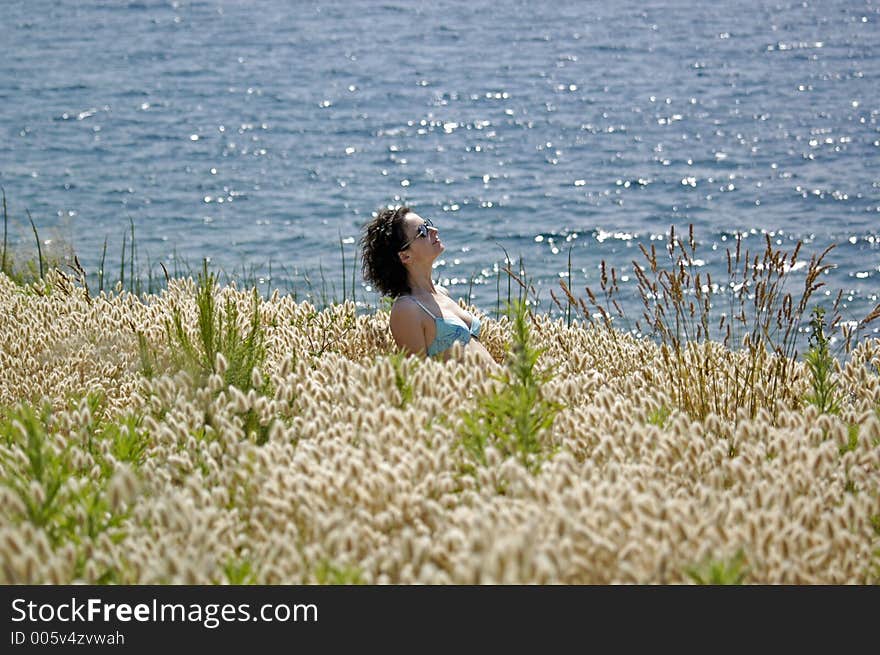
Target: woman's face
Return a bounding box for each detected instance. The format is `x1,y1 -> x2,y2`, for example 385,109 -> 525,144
399,211 -> 443,261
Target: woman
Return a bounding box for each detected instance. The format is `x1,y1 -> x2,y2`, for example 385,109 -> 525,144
361,205 -> 495,365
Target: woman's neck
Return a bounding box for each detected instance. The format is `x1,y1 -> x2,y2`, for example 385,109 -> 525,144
407,266 -> 436,296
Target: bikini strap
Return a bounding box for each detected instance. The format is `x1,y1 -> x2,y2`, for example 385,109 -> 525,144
409,297 -> 438,320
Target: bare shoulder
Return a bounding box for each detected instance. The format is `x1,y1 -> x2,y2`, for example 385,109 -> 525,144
389,296 -> 430,356
390,296 -> 423,320
436,285 -> 451,297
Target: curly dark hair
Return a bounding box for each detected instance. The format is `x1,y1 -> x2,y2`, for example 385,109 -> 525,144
360,205 -> 413,298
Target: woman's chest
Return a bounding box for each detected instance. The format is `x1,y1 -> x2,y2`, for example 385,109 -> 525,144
432,298 -> 471,323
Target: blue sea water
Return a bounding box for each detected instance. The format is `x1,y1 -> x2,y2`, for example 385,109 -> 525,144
1,0 -> 878,335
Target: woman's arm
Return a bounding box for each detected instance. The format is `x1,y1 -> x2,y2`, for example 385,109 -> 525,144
389,298 -> 429,357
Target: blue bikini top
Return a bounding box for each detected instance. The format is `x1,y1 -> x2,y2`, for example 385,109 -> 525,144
409,297 -> 481,357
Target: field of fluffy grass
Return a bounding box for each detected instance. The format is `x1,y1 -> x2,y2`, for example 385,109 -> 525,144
1,269 -> 878,584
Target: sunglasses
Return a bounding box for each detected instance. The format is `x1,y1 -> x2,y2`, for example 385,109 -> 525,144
398,218 -> 435,251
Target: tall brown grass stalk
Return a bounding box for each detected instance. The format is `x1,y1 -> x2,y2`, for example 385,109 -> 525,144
26,210 -> 44,281
1,187 -> 8,275
554,225 -> 847,422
